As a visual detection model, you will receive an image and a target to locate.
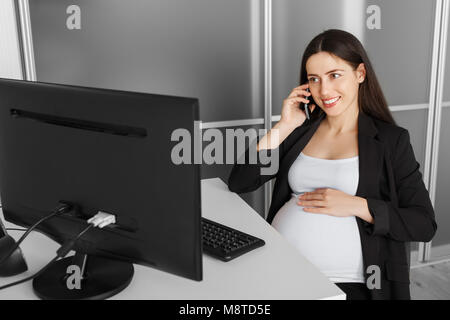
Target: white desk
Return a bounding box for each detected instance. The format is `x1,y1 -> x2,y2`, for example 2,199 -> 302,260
0,178 -> 345,300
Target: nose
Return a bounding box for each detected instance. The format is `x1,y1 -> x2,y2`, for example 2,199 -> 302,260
319,79 -> 331,98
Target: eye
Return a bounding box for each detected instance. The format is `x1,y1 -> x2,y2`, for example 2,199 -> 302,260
308,77 -> 319,83
331,73 -> 341,79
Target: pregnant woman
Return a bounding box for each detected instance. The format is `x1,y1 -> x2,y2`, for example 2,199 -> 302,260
228,29 -> 437,300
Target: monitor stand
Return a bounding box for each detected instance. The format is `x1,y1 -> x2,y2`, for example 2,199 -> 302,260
0,217 -> 28,276
32,252 -> 134,300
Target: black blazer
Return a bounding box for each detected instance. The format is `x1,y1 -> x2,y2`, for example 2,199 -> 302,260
228,111 -> 437,300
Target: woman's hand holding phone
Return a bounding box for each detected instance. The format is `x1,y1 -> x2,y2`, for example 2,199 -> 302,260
279,84 -> 316,130
257,84 -> 316,151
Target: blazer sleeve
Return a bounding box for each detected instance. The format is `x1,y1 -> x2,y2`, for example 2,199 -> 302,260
365,130 -> 437,242
227,137 -> 282,193
227,120 -> 310,193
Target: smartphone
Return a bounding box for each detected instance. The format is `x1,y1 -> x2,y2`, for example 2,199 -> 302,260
301,88 -> 311,120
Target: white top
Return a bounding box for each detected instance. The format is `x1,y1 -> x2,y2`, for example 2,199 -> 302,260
271,152 -> 365,283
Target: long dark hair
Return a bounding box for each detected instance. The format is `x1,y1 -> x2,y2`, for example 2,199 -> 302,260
300,29 -> 395,125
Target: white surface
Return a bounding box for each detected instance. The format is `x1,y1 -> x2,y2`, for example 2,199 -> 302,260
0,178 -> 345,300
272,152 -> 364,283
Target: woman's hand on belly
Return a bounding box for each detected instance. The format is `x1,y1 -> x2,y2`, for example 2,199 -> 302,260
297,188 -> 374,223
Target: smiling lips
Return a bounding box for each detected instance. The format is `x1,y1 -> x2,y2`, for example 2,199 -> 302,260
322,96 -> 340,108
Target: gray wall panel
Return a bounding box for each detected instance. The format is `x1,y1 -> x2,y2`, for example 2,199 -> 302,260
445,19 -> 450,102
434,108 -> 450,247
363,0 -> 435,106
392,109 -> 428,170
0,0 -> 23,79
29,0 -> 264,122
272,0 -> 362,115
434,20 -> 450,248
272,0 -> 435,114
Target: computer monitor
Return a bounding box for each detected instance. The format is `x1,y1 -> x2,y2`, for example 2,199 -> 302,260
0,78 -> 202,299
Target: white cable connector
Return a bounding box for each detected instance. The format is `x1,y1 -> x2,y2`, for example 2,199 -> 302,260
87,211 -> 116,229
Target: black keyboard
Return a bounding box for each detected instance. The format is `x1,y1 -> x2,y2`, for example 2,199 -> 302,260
202,218 -> 265,262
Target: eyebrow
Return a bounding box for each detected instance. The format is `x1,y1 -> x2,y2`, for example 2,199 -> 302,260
307,69 -> 345,77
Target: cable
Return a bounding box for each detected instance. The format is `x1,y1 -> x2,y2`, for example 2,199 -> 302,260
0,224 -> 93,291
0,257 -> 58,291
55,224 -> 94,258
0,202 -> 72,267
0,211 -> 115,292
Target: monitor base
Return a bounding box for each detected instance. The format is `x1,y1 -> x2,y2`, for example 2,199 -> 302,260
32,253 -> 134,300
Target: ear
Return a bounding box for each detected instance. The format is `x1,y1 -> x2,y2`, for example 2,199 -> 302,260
356,63 -> 366,83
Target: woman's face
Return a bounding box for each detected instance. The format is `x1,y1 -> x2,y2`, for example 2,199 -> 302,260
306,52 -> 365,118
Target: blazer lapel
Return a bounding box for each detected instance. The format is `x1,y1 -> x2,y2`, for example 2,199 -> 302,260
354,112 -> 386,287
356,112 -> 385,199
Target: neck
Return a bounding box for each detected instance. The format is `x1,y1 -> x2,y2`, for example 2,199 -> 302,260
324,105 -> 359,135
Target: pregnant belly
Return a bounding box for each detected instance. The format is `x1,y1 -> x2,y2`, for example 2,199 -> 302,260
271,196 -> 363,275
